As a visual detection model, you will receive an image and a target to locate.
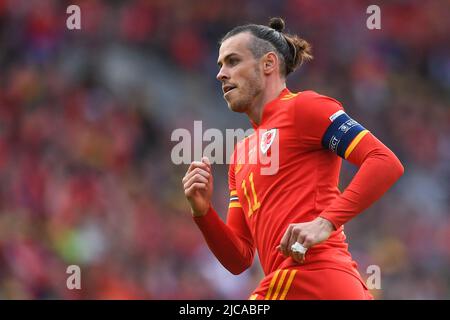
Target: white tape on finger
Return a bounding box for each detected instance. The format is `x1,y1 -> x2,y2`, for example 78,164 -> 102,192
291,242 -> 307,254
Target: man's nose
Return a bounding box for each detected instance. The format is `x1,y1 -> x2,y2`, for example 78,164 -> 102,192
216,67 -> 229,82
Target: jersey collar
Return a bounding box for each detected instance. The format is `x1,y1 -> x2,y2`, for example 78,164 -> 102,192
250,88 -> 291,129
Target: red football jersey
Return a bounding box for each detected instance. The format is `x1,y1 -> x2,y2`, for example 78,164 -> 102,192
228,88 -> 365,275
194,88 -> 403,279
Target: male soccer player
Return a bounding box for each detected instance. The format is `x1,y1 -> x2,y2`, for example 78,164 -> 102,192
182,18 -> 404,299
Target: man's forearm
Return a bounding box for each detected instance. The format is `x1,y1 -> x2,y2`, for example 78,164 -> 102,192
193,206 -> 255,275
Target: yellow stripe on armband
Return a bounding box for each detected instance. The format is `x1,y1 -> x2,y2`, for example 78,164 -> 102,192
229,202 -> 242,208
344,129 -> 369,159
230,190 -> 238,196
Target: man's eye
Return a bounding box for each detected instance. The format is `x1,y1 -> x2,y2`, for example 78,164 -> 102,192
229,58 -> 239,66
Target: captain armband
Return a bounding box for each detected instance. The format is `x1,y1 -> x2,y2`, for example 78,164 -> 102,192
321,110 -> 369,159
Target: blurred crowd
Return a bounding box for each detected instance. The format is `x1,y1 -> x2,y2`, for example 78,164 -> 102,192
0,0 -> 449,299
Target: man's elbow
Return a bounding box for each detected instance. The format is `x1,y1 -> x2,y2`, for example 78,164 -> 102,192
392,156 -> 404,180
225,256 -> 253,275
229,266 -> 248,275
383,153 -> 404,185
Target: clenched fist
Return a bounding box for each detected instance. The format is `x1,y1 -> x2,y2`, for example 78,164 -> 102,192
182,157 -> 213,217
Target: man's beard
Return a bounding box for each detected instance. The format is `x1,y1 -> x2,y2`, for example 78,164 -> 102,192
227,73 -> 263,113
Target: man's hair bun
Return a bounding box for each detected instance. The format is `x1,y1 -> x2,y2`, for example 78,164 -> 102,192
268,17 -> 285,32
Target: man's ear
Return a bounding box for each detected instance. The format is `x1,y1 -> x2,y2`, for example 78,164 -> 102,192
262,52 -> 278,75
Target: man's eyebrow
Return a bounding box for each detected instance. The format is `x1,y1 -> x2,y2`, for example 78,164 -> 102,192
217,53 -> 239,66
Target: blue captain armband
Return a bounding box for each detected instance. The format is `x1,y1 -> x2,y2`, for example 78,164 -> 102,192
321,110 -> 369,159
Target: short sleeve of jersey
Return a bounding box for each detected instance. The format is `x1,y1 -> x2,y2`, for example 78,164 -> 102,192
292,91 -> 369,159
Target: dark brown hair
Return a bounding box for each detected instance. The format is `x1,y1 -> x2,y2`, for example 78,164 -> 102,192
220,17 -> 313,76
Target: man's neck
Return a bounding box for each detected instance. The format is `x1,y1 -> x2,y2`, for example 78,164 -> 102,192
246,81 -> 286,125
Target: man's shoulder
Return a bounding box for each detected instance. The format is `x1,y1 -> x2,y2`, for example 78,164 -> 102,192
291,90 -> 342,105
288,90 -> 344,117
